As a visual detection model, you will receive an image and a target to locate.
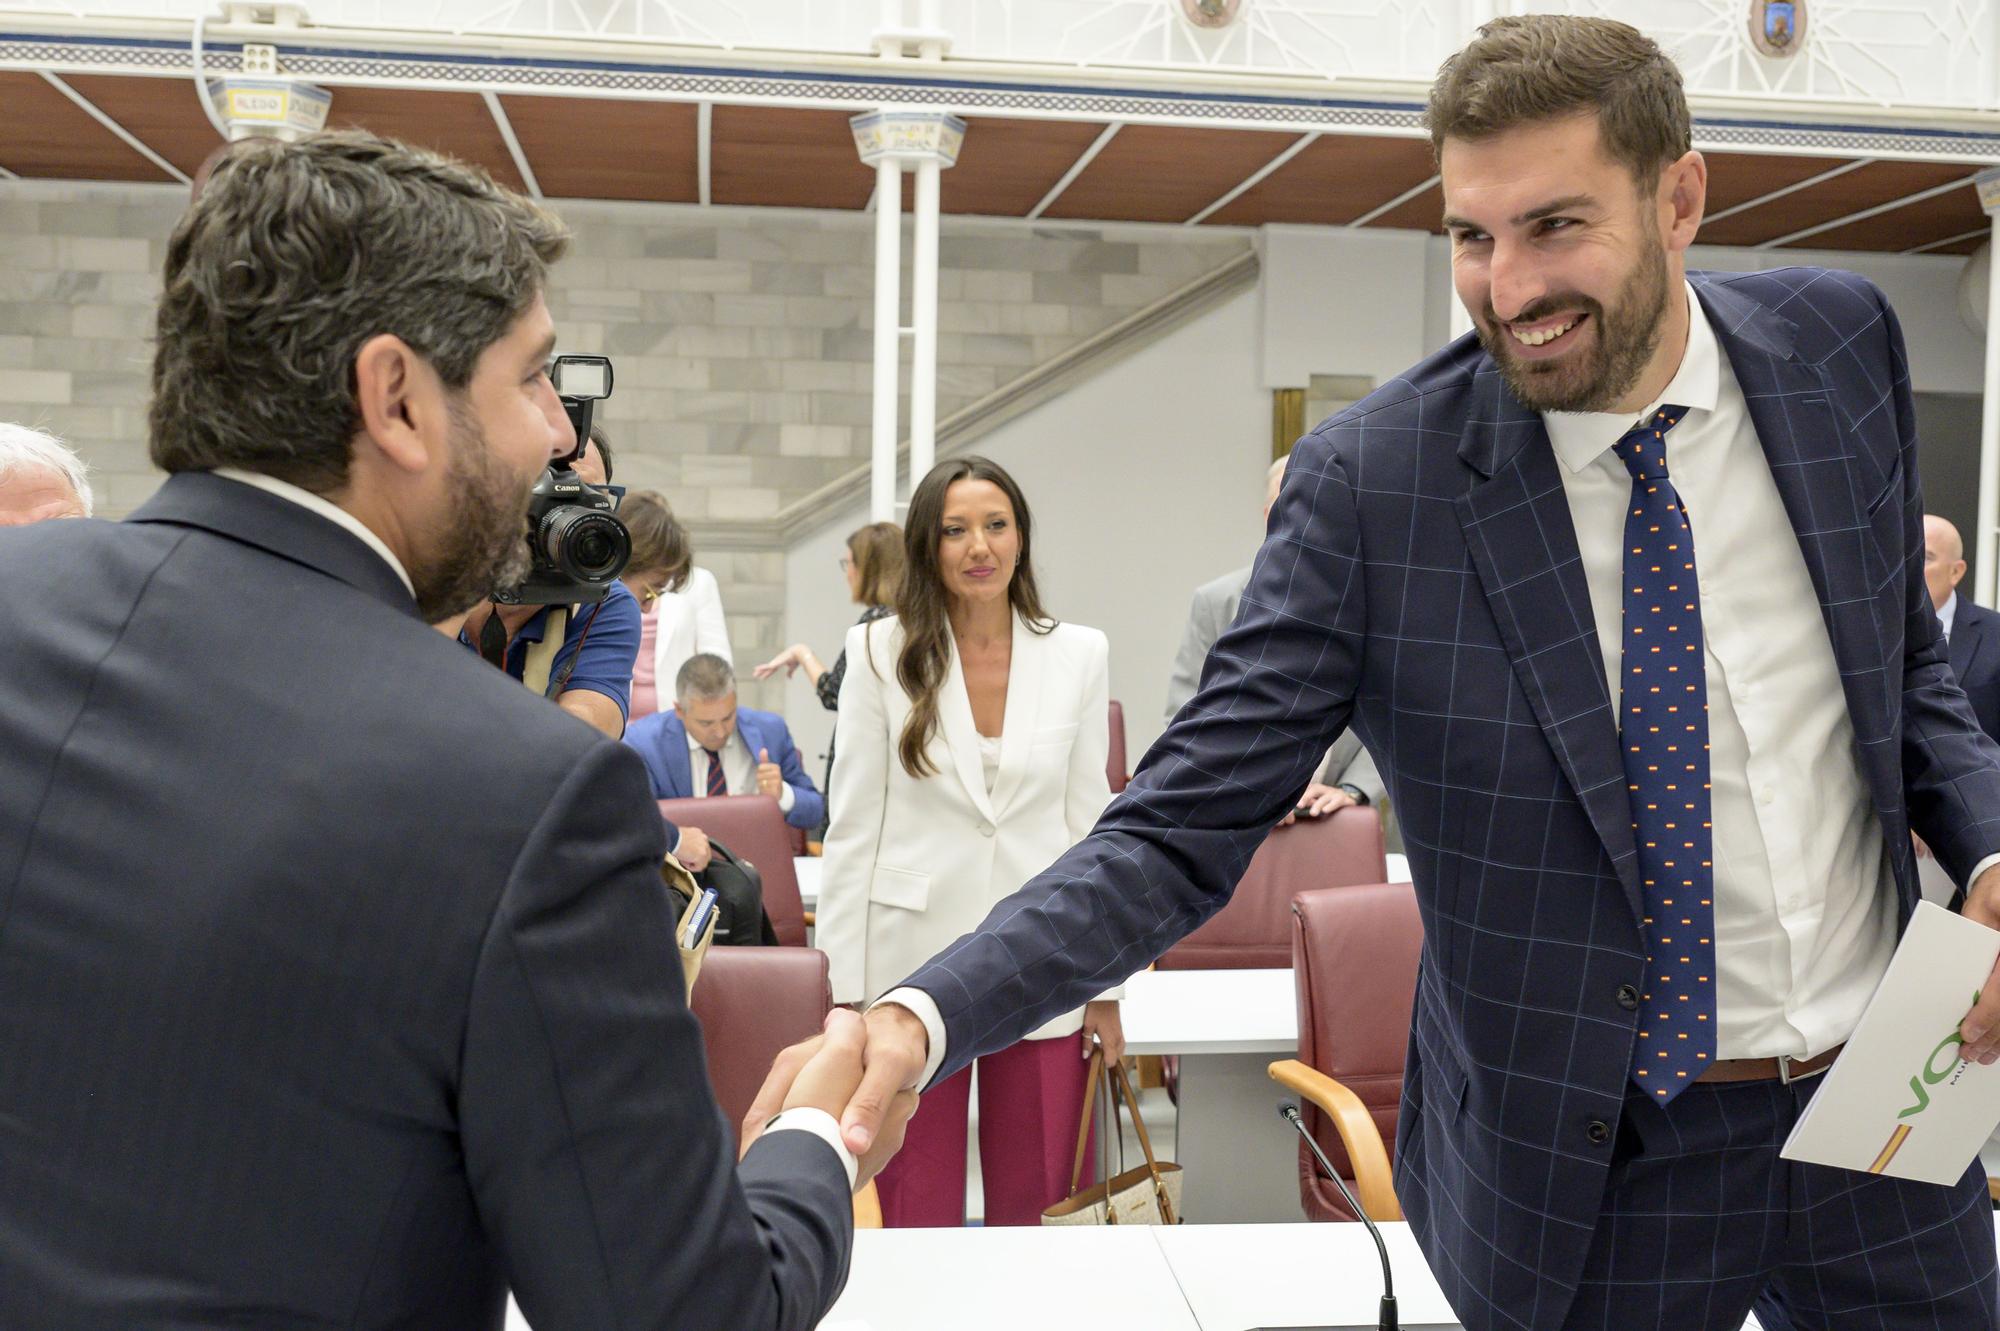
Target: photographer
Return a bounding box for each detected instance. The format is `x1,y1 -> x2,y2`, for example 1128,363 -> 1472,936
454,425 -> 642,739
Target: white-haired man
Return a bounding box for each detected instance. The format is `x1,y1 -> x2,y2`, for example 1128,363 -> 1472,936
0,424 -> 92,525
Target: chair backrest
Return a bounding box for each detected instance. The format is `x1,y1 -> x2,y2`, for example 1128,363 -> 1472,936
1107,699 -> 1130,794
1157,805 -> 1386,969
688,947 -> 831,1148
657,794 -> 809,946
1291,882 -> 1421,1221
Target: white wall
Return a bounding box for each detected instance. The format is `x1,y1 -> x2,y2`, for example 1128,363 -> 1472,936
782,286 -> 1271,769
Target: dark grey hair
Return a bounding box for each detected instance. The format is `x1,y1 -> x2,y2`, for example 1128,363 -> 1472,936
675,652 -> 736,703
149,129 -> 570,493
0,423 -> 92,516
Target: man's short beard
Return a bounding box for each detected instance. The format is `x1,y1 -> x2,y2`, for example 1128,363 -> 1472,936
1477,229 -> 1671,415
408,404 -> 535,623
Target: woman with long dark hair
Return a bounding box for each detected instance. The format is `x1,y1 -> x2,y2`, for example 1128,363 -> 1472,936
818,456 -> 1121,1228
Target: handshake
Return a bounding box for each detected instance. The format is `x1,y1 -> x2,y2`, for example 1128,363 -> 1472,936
740,1003 -> 934,1190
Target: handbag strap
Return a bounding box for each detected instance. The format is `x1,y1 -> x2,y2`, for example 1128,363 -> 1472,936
1067,1045 -> 1104,1196
1108,1056 -> 1178,1224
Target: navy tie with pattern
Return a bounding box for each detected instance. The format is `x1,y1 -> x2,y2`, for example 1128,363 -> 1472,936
703,748 -> 728,798
1616,405 -> 1716,1103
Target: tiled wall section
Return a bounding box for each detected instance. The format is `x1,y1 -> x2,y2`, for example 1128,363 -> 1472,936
0,185 -> 1249,708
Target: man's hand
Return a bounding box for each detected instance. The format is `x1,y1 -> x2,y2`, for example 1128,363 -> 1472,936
831,1004 -> 931,1158
673,826 -> 713,873
755,748 -> 784,800
1958,863 -> 2000,1063
1082,1000 -> 1124,1064
741,1009 -> 920,1191
1280,782 -> 1356,826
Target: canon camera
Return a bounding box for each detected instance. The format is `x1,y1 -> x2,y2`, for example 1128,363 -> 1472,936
496,354 -> 630,606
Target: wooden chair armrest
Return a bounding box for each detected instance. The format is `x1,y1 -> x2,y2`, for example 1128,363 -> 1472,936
801,910 -> 816,928
854,1178 -> 882,1228
805,841 -> 824,857
1268,1058 -> 1402,1222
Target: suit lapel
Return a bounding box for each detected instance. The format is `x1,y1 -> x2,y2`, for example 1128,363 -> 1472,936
1455,365 -> 1644,920
664,714 -> 696,797
940,638 -> 999,821
1951,602 -> 1987,684
988,613 -> 1043,816
1699,279 -> 1894,778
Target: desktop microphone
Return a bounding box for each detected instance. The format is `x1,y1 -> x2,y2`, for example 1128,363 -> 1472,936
1259,1101 -> 1398,1331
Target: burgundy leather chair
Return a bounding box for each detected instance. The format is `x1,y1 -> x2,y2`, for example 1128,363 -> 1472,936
657,794 -> 809,946
1268,882 -> 1422,1222
1156,804 -> 1387,969
688,947 -> 831,1149
1107,699 -> 1130,794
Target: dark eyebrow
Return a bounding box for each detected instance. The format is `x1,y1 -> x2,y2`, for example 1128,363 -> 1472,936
1442,193 -> 1600,232
527,331 -> 558,369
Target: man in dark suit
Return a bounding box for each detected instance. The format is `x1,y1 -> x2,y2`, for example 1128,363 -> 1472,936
0,131 -> 909,1330
1931,513 -> 2000,741
831,17 -> 2000,1331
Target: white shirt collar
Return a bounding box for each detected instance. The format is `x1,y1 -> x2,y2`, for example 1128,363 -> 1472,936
1543,280 -> 1722,476
1940,591 -> 1960,639
211,468 -> 415,597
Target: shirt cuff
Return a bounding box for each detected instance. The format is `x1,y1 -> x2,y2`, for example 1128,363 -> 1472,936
777,782 -> 796,815
1968,852 -> 2000,891
759,1106 -> 858,1189
872,986 -> 947,1090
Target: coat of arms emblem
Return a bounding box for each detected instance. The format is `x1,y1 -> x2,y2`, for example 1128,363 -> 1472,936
1749,0 -> 1806,58
1179,0 -> 1244,29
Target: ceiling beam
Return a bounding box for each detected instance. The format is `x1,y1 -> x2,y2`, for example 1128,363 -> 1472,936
1348,172 -> 1439,228
1185,131 -> 1319,226
1701,157 -> 1875,228
481,91 -> 542,200
39,71 -> 190,186
1757,172 -> 1979,249
1902,225 -> 1992,255
697,101 -> 713,206
1026,122 -> 1120,221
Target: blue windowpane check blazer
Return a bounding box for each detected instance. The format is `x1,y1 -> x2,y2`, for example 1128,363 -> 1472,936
899,267 -> 2000,1331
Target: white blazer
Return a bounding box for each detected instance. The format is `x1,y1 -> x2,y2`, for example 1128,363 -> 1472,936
652,565 -> 733,692
819,611 -> 1118,1040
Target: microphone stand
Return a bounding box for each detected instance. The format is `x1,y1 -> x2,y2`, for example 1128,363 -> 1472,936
1250,1103 -> 1398,1331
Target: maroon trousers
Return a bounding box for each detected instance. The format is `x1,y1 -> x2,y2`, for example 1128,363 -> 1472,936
875,1032 -> 1095,1228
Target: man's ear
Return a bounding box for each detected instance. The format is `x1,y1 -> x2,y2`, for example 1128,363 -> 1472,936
1659,150 -> 1706,253
353,334 -> 445,477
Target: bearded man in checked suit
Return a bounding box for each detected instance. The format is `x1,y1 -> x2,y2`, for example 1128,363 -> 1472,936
810,15 -> 2000,1331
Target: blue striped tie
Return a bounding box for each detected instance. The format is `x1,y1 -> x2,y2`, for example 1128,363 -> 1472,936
1616,405 -> 1716,1103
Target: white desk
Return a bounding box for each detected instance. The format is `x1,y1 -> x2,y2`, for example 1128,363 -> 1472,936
794,856 -> 821,912
1156,1222 -> 1460,1330
820,1224 -> 1201,1330
1121,968 -> 1302,1224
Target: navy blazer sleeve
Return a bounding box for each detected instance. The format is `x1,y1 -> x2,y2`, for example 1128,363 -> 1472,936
900,437 -> 1365,1078
1877,289 -> 2000,883
460,742 -> 851,1330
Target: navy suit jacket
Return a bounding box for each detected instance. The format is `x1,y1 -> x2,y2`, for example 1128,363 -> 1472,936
625,706 -> 827,830
0,473 -> 851,1330
1951,596 -> 2000,746
899,269 -> 2000,1331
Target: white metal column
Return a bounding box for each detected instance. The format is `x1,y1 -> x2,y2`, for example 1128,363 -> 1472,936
870,159 -> 903,524
1977,213 -> 2000,604
909,157 -> 943,487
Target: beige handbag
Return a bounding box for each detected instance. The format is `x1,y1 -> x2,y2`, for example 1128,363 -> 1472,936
663,854 -> 718,992
1041,1047 -> 1183,1226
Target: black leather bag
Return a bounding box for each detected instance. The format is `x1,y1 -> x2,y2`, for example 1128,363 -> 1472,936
695,839 -> 779,947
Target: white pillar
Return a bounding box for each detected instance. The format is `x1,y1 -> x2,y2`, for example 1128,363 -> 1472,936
1977,218 -> 2000,605
870,159 -> 903,524
909,158 -> 942,490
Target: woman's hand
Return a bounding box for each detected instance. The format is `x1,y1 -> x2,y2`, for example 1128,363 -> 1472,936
753,644 -> 819,682
1083,1000 -> 1125,1065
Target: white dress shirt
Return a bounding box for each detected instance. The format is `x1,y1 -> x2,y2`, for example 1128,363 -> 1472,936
1939,592 -> 1960,642
1544,281 -> 1991,1059
686,726 -> 795,814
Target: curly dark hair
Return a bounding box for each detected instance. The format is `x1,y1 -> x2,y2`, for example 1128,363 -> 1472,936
150,130 -> 570,493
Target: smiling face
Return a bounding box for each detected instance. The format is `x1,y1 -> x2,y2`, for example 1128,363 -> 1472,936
936,478 -> 1019,611
1442,114 -> 1703,415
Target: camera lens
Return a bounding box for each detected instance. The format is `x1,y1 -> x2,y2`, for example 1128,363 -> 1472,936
538,506 -> 631,585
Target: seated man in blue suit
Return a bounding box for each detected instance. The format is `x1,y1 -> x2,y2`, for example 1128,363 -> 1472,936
626,652 -> 826,831
813,16 -> 2000,1331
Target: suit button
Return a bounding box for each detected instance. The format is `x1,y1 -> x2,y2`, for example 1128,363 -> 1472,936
977,822 -> 994,837
1586,1120 -> 1611,1146
1616,985 -> 1640,1010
